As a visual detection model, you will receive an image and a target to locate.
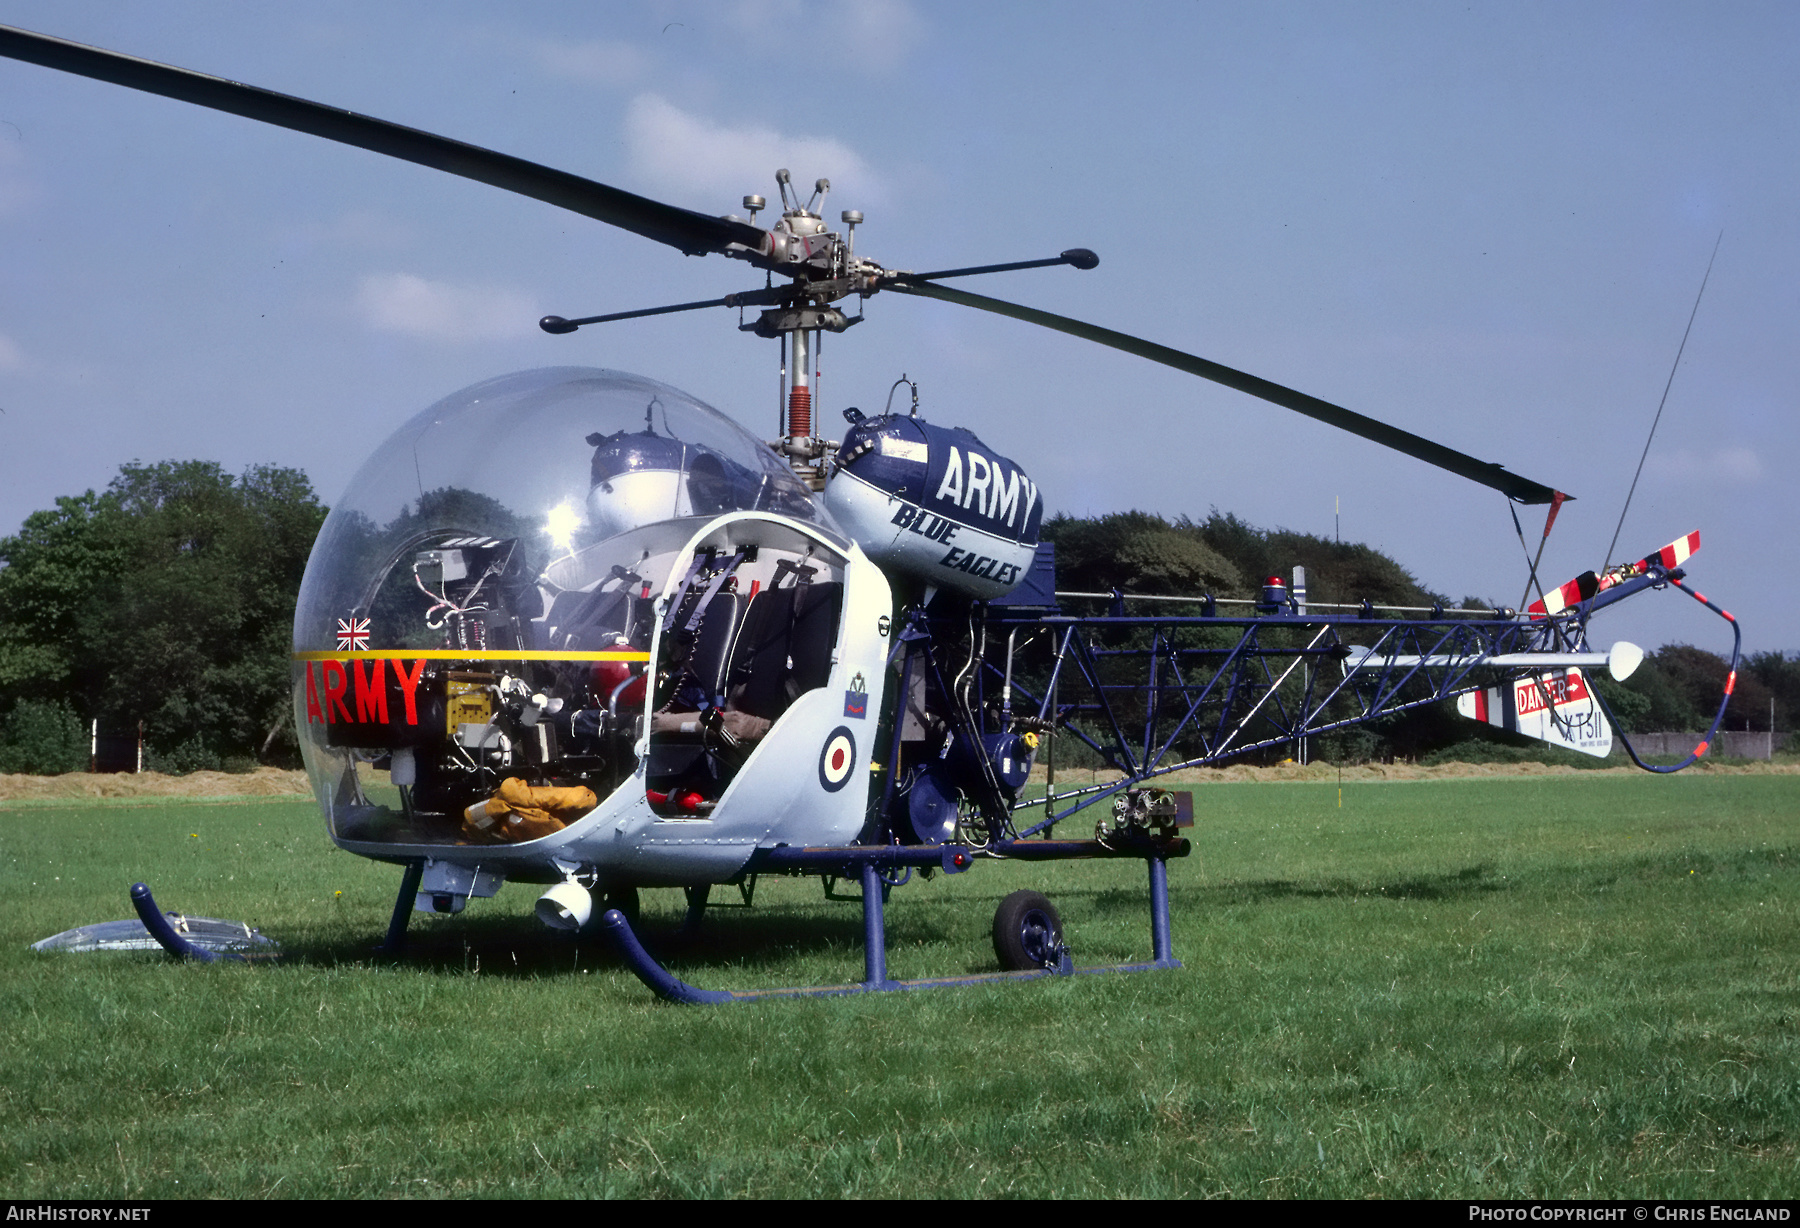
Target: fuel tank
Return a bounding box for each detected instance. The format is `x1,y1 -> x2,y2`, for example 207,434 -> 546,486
824,414 -> 1042,600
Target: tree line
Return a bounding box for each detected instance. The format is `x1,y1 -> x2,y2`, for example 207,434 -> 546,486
1044,510 -> 1798,761
0,474 -> 1790,773
0,462 -> 325,773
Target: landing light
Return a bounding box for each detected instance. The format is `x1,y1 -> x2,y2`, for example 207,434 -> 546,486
536,881 -> 591,932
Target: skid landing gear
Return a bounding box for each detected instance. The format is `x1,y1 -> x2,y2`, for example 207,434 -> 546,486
598,839 -> 1183,1003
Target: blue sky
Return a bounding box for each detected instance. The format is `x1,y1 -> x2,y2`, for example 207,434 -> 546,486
1,1 -> 1794,654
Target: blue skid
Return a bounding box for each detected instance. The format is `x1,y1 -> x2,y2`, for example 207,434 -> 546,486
127,882 -> 279,963
599,842 -> 1182,1004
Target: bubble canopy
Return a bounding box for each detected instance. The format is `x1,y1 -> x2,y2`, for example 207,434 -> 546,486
291,368 -> 841,846
295,367 -> 827,652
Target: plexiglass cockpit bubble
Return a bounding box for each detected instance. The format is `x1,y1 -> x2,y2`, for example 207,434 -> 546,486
292,367 -> 832,846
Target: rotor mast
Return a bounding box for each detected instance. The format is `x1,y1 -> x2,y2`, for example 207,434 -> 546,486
737,169 -> 867,490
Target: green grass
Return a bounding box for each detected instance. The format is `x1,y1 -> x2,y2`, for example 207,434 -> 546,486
2,775 -> 1796,1198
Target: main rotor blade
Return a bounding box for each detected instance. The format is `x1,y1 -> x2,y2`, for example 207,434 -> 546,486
0,24 -> 768,261
890,280 -> 1569,504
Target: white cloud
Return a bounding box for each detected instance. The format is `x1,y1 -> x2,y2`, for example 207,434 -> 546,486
527,37 -> 651,86
624,94 -> 880,206
722,0 -> 923,64
0,135 -> 43,218
1711,447 -> 1765,483
302,210 -> 415,250
1644,445 -> 1766,486
355,274 -> 539,343
0,334 -> 23,370
837,0 -> 926,62
721,0 -> 807,47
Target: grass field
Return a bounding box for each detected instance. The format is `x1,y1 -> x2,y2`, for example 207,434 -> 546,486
2,773 -> 1796,1198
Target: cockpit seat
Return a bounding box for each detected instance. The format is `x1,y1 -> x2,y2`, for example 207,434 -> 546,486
725,581 -> 843,720
542,585 -> 634,651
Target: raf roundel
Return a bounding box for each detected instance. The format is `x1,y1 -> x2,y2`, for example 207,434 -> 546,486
818,727 -> 857,793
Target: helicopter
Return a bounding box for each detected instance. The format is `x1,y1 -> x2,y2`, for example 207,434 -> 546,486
0,23 -> 1742,1002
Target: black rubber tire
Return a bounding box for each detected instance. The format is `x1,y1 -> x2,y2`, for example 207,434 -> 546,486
992,889 -> 1063,971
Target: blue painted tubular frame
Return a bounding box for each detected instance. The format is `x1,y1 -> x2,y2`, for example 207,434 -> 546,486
1593,572 -> 1743,773
1000,611 -> 1544,830
987,562 -> 1719,835
600,837 -> 1186,1004
130,882 -> 241,963
379,859 -> 425,953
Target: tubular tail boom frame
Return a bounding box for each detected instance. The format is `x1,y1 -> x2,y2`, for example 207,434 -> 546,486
982,564 -> 1707,832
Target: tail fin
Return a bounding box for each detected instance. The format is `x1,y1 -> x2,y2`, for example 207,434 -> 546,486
1456,668 -> 1613,758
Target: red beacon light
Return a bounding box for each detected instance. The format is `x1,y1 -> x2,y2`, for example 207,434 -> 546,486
1259,574 -> 1290,615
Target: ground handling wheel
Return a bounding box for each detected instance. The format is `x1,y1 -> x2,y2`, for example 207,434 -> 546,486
992,889 -> 1065,971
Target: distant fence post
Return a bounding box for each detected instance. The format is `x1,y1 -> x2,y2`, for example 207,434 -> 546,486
85,722 -> 146,774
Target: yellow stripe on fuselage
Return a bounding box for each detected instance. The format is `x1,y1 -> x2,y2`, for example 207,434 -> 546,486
292,649 -> 649,663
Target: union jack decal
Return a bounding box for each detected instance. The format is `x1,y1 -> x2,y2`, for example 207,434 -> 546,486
336,617 -> 371,651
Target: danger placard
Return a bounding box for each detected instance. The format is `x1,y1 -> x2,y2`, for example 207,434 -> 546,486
1457,668 -> 1612,758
